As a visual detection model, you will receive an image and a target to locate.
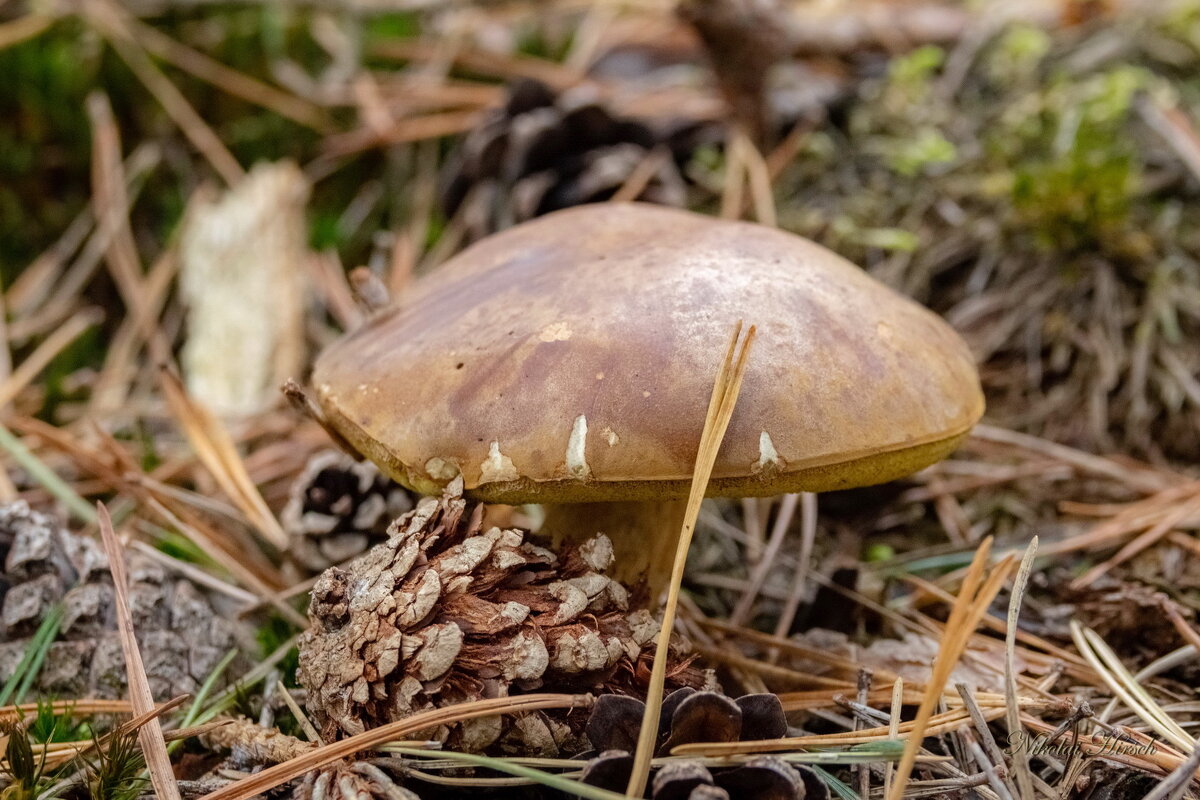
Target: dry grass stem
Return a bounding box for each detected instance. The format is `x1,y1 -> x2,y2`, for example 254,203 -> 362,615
1071,622 -> 1192,752
0,14 -> 52,50
626,321 -> 756,797
0,308 -> 102,412
96,503 -> 183,800
83,0 -> 244,185
1005,536 -> 1039,799
887,538 -> 1014,800
158,368 -> 290,550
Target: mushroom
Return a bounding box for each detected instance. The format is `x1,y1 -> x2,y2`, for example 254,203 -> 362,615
310,203 -> 983,599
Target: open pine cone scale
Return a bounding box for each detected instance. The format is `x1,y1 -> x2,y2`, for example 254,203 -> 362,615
298,478 -> 704,754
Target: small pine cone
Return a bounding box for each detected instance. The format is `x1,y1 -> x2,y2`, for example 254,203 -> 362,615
299,478 -> 690,754
586,689 -> 782,758
440,78 -> 692,243
284,450 -> 417,572
293,762 -> 420,800
584,748 -> 817,800
202,717 -> 315,769
0,501 -> 250,702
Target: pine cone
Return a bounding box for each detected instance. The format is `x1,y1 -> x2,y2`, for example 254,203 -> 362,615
284,450 -> 417,572
582,689 -> 828,800
202,717 -> 315,769
584,750 -> 821,800
0,501 -> 249,702
200,720 -> 423,800
440,79 -> 694,242
586,689 -> 786,757
292,762 -> 420,800
298,479 -> 699,753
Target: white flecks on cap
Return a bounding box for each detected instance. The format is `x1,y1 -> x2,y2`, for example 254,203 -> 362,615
425,457 -> 461,482
602,426 -> 620,447
752,431 -> 781,473
566,415 -> 591,479
479,442 -> 519,483
538,321 -> 572,342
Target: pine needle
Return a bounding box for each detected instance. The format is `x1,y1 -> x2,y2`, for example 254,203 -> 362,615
810,765 -> 859,800
158,367 -> 289,550
0,424 -> 96,524
0,700 -> 131,724
197,693 -> 591,800
673,705 -> 1005,757
1070,490 -> 1200,589
0,14 -> 52,51
121,15 -> 328,132
1071,621 -> 1192,752
625,321 -> 756,797
884,677 -> 903,799
0,604 -> 62,706
83,0 -> 244,186
388,747 -> 631,800
1005,536 -> 1039,800
198,634 -> 301,723
0,307 -> 102,411
176,649 -> 238,750
886,537 -> 1016,800
720,133 -> 747,220
740,130 -> 777,227
96,502 -> 182,800
19,698 -> 197,773
1139,735 -> 1200,800
275,680 -> 321,744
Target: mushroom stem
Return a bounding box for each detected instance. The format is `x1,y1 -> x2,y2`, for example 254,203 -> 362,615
539,499 -> 689,605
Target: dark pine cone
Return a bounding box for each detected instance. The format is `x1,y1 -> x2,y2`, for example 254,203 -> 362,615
298,478 -> 706,755
440,78 -> 696,242
292,762 -> 420,800
582,689 -> 828,799
0,501 -> 249,701
584,751 -> 821,800
283,450 -> 417,572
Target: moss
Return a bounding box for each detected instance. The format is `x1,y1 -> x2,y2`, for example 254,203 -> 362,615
999,67 -> 1150,256
886,128 -> 958,177
775,12 -> 1200,460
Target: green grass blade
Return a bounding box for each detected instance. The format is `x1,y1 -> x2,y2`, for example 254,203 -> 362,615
197,634 -> 299,723
165,648 -> 239,756
778,740 -> 906,765
0,604 -> 63,706
182,649 -> 238,728
0,425 -> 95,524
388,746 -> 630,800
808,764 -> 860,800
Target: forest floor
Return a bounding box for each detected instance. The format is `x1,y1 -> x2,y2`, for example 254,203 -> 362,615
3,1 -> 1200,798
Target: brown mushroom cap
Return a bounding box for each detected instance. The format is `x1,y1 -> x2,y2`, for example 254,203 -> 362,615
313,203 -> 984,503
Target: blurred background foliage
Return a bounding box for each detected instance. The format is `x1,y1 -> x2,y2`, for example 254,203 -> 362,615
3,0 -> 1200,461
